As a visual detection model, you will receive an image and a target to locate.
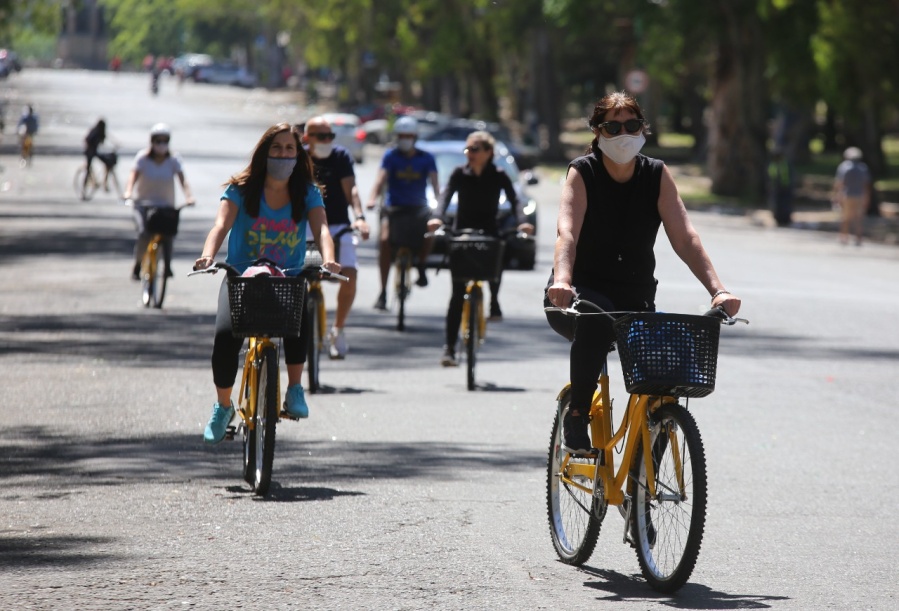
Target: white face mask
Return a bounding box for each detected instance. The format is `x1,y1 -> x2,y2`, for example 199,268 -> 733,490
396,138 -> 415,152
311,143 -> 333,159
598,133 -> 645,165
152,143 -> 169,156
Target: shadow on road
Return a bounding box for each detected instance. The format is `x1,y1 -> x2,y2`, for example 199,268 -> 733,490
577,566 -> 791,609
0,426 -> 545,497
0,531 -> 117,570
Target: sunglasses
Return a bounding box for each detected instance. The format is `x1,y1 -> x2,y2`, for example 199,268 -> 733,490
310,132 -> 336,142
464,145 -> 490,153
596,119 -> 645,135
152,137 -> 170,144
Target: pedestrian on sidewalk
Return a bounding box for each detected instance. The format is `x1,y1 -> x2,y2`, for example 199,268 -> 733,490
832,147 -> 871,246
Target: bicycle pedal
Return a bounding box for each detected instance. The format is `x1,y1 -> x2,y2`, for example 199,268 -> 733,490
279,409 -> 299,421
224,425 -> 237,441
561,444 -> 599,458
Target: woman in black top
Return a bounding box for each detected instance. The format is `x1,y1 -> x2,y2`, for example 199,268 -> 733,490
429,131 -> 534,366
545,92 -> 742,451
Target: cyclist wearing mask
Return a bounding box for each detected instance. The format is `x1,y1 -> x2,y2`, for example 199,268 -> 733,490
123,123 -> 195,280
300,117 -> 370,358
545,91 -> 741,452
366,116 -> 440,310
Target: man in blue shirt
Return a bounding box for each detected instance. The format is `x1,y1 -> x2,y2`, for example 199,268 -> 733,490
366,117 -> 440,310
301,117 -> 370,358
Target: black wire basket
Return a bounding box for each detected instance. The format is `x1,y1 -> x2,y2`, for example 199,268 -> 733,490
448,236 -> 505,283
613,312 -> 721,398
227,276 -> 306,338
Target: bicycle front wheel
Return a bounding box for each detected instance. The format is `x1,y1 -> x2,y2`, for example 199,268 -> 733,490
464,287 -> 481,391
395,252 -> 410,331
141,241 -> 167,308
251,345 -> 279,496
547,389 -> 603,564
305,288 -> 322,394
630,403 -> 707,593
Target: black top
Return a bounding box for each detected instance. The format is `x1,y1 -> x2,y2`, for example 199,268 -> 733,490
439,162 -> 522,236
569,151 -> 664,309
310,145 -> 355,225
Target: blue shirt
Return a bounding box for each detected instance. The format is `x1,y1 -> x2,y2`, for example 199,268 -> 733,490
223,183 -> 324,273
380,147 -> 436,208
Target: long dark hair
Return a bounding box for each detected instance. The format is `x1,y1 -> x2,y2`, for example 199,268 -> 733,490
226,122 -> 316,223
586,91 -> 652,155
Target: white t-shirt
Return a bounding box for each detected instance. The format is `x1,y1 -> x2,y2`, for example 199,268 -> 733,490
132,150 -> 183,207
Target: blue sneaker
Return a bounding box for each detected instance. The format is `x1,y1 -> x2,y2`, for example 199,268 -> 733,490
284,384 -> 309,419
203,402 -> 235,444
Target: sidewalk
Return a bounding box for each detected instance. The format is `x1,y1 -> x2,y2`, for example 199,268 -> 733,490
747,203 -> 899,246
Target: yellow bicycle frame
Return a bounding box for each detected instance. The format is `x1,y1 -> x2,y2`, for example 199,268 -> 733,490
140,235 -> 162,280
306,280 -> 328,349
235,337 -> 280,432
555,373 -> 683,506
459,281 -> 486,343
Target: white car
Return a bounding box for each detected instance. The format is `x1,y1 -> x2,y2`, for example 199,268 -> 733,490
321,112 -> 366,164
194,62 -> 257,88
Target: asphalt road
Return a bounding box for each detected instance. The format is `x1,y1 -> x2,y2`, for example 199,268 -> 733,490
2,69 -> 899,610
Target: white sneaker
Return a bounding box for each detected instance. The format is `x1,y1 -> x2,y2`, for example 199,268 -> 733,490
329,327 -> 348,359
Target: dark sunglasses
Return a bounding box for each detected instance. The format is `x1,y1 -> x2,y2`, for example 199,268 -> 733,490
464,145 -> 490,153
152,137 -> 170,144
310,132 -> 336,142
596,119 -> 645,135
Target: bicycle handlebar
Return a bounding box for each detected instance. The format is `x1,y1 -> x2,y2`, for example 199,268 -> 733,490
189,259 -> 349,283
544,299 -> 749,326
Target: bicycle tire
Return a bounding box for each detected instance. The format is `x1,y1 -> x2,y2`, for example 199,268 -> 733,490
242,378 -> 256,485
465,287 -> 480,391
141,240 -> 167,308
74,166 -> 97,201
305,287 -> 322,394
251,345 -> 279,496
547,390 -> 604,564
630,403 -> 707,593
396,252 -> 410,331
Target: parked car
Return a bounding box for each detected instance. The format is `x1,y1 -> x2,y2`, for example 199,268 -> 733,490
321,112 -> 367,164
422,118 -> 539,170
417,139 -> 539,271
170,53 -> 213,80
194,62 -> 256,88
0,49 -> 22,78
363,110 -> 452,144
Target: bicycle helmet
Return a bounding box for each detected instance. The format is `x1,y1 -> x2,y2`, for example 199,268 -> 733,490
393,116 -> 419,136
150,123 -> 171,138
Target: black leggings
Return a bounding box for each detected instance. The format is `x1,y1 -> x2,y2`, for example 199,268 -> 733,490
211,280 -> 308,389
445,279 -> 500,348
544,284 -> 653,414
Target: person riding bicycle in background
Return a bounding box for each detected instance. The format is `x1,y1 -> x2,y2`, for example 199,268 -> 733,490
193,123 -> 340,445
82,118 -> 115,196
366,116 -> 440,310
300,117 -> 371,359
123,123 -> 195,280
16,104 -> 39,159
426,130 -> 535,367
544,91 -> 741,452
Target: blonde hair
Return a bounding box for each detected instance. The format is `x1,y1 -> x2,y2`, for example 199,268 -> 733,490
467,130 -> 495,150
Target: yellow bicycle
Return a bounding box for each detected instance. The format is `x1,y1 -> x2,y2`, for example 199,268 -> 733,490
190,258 -> 340,495
445,230 -> 505,390
545,299 -> 747,592
132,200 -> 193,308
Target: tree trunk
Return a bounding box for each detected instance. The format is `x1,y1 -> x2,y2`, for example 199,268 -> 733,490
533,25 -> 564,161
706,1 -> 768,199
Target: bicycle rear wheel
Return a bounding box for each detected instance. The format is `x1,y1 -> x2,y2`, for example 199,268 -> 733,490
305,288 -> 322,394
74,166 -> 97,201
464,287 -> 481,391
140,240 -> 167,308
547,390 -> 604,564
630,403 -> 707,592
251,345 -> 279,496
395,252 -> 411,331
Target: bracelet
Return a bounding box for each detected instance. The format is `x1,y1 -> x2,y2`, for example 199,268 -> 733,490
711,290 -> 730,300
200,254 -> 214,259
355,215 -> 365,222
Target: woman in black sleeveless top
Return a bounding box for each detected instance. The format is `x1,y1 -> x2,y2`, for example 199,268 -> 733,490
545,92 -> 742,452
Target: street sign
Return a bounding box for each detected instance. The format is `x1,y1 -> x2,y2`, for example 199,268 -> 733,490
625,69 -> 649,94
